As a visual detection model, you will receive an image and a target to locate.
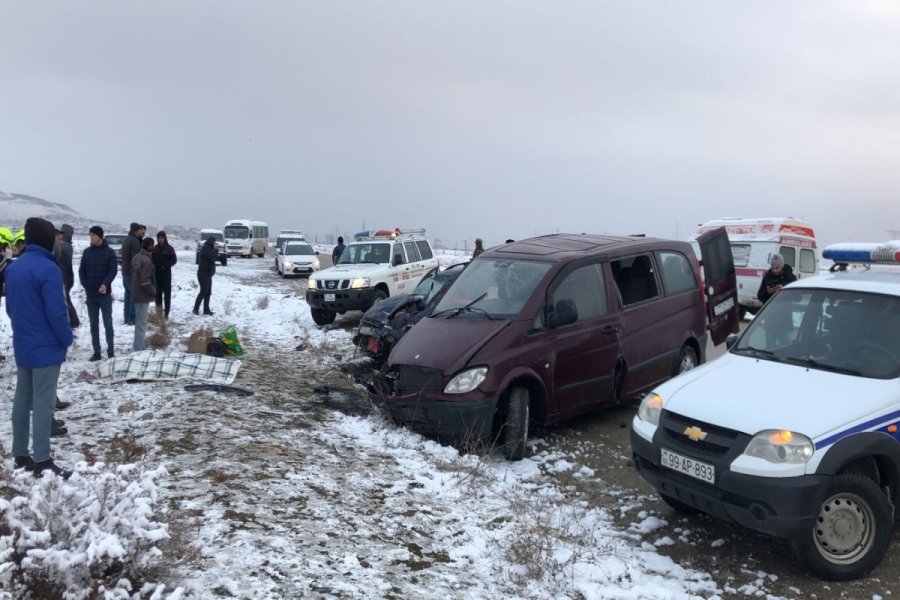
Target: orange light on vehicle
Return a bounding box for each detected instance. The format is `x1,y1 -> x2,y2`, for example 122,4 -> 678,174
769,430 -> 794,445
646,393 -> 663,409
889,425 -> 898,433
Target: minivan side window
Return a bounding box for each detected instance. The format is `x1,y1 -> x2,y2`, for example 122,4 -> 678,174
657,251 -> 697,296
415,240 -> 433,260
549,263 -> 608,324
612,255 -> 659,306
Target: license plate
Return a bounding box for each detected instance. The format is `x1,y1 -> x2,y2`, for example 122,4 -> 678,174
324,293 -> 336,302
661,448 -> 715,483
358,325 -> 378,336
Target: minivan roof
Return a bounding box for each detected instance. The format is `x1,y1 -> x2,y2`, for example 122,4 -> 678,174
485,234 -> 686,263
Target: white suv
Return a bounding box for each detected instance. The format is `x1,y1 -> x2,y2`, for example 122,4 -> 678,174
306,229 -> 438,326
196,228 -> 227,266
631,241 -> 900,581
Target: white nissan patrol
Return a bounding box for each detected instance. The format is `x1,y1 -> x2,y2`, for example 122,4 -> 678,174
306,228 -> 438,326
632,241 -> 900,581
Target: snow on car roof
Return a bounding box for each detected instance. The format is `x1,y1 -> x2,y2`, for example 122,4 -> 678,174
790,268 -> 900,297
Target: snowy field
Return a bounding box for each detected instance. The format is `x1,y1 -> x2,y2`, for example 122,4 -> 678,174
0,236 -> 781,599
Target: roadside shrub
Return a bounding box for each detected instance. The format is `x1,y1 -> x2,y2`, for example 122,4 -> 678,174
0,459 -> 191,599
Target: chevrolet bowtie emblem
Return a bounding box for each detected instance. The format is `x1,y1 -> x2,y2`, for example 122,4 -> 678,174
683,426 -> 708,442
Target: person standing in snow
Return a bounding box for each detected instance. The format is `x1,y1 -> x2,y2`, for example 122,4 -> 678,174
193,236 -> 217,315
131,236 -> 157,351
152,230 -> 177,319
79,226 -> 118,361
332,236 -> 345,266
53,224 -> 80,329
5,217 -> 73,478
120,222 -> 145,326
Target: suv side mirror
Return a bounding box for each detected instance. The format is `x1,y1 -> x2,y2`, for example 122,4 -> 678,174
548,299 -> 578,328
393,254 -> 404,267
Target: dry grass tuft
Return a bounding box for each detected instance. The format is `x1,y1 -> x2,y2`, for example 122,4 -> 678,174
105,430 -> 150,464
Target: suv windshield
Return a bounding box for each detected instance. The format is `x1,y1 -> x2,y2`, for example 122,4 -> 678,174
284,244 -> 314,256
201,232 -> 224,243
340,243 -> 392,265
733,288 -> 900,379
433,259 -> 552,319
224,226 -> 249,239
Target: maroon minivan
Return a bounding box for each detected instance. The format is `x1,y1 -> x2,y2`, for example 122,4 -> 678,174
370,230 -> 738,460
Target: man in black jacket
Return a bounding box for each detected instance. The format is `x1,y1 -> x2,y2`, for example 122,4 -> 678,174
757,253 -> 797,304
193,236 -> 217,315
53,224 -> 79,328
120,222 -> 145,326
79,226 -> 118,361
152,230 -> 178,319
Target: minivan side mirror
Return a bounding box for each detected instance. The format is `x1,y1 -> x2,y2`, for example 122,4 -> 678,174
725,333 -> 739,350
393,254 -> 404,267
548,299 -> 578,328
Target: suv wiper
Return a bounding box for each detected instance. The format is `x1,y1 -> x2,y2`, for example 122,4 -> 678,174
782,356 -> 865,376
433,292 -> 489,319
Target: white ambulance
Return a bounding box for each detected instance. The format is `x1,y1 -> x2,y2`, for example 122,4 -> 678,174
692,217 -> 819,317
306,228 -> 438,326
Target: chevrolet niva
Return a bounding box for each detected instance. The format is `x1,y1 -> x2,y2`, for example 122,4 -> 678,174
632,241 -> 900,581
370,230 -> 739,460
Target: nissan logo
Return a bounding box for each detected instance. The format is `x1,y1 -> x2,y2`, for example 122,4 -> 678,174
326,281 -> 336,289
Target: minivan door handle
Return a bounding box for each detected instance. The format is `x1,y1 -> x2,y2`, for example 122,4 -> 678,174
601,325 -> 620,335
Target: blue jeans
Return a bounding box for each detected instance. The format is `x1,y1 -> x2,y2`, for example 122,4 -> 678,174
133,303 -> 149,351
86,294 -> 115,356
12,364 -> 60,463
122,274 -> 135,322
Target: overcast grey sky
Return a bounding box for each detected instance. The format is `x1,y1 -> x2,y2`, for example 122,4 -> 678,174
1,1 -> 898,248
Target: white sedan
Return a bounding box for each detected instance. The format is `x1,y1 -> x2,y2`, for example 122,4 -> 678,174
276,241 -> 320,278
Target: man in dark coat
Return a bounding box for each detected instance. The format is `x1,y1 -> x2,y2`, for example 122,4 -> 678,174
79,225 -> 118,361
152,230 -> 178,319
53,224 -> 79,328
120,222 -> 145,326
332,236 -> 346,266
193,236 -> 217,315
5,217 -> 74,478
757,253 -> 798,304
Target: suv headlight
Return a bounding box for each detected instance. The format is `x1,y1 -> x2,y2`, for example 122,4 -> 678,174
744,430 -> 813,464
308,278 -> 318,290
350,277 -> 370,289
444,367 -> 488,394
637,393 -> 664,426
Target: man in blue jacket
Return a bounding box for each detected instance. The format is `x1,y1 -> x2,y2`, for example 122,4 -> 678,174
79,225 -> 118,361
5,217 -> 74,478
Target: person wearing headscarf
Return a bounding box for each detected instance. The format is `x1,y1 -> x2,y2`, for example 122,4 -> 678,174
131,236 -> 157,351
4,217 -> 73,478
152,230 -> 178,319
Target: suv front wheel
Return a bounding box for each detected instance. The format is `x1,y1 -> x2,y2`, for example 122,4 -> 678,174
789,472 -> 893,581
311,308 -> 336,326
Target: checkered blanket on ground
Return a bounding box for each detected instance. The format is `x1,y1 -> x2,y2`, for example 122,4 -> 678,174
97,350 -> 241,385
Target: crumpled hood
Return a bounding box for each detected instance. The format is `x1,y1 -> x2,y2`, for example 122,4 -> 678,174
389,316 -> 510,375
659,353 -> 900,440
361,293 -> 422,325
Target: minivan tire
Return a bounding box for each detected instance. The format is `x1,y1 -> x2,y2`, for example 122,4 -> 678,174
502,387 -> 529,461
788,472 -> 892,581
676,345 -> 698,375
311,308 -> 336,326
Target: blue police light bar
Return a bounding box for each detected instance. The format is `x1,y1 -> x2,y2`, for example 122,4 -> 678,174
822,242 -> 900,264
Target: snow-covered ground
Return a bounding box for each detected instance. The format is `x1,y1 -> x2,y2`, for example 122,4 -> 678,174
0,237 -> 750,598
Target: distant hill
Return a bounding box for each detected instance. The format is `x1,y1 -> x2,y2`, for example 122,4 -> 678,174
0,190 -> 128,235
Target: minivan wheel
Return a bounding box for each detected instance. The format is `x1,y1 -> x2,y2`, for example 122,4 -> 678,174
676,345 -> 698,375
789,472 -> 892,581
311,308 -> 336,326
502,387 -> 529,461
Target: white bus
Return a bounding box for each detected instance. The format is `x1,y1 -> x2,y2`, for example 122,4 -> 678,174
224,219 -> 269,258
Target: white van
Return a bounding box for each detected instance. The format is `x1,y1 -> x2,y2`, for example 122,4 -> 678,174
691,217 -> 818,317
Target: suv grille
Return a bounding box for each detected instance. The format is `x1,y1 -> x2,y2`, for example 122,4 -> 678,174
659,410 -> 747,457
320,279 -> 351,291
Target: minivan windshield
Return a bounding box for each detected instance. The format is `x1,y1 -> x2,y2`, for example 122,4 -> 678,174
340,243 -> 391,265
432,259 -> 552,319
733,288 -> 900,379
